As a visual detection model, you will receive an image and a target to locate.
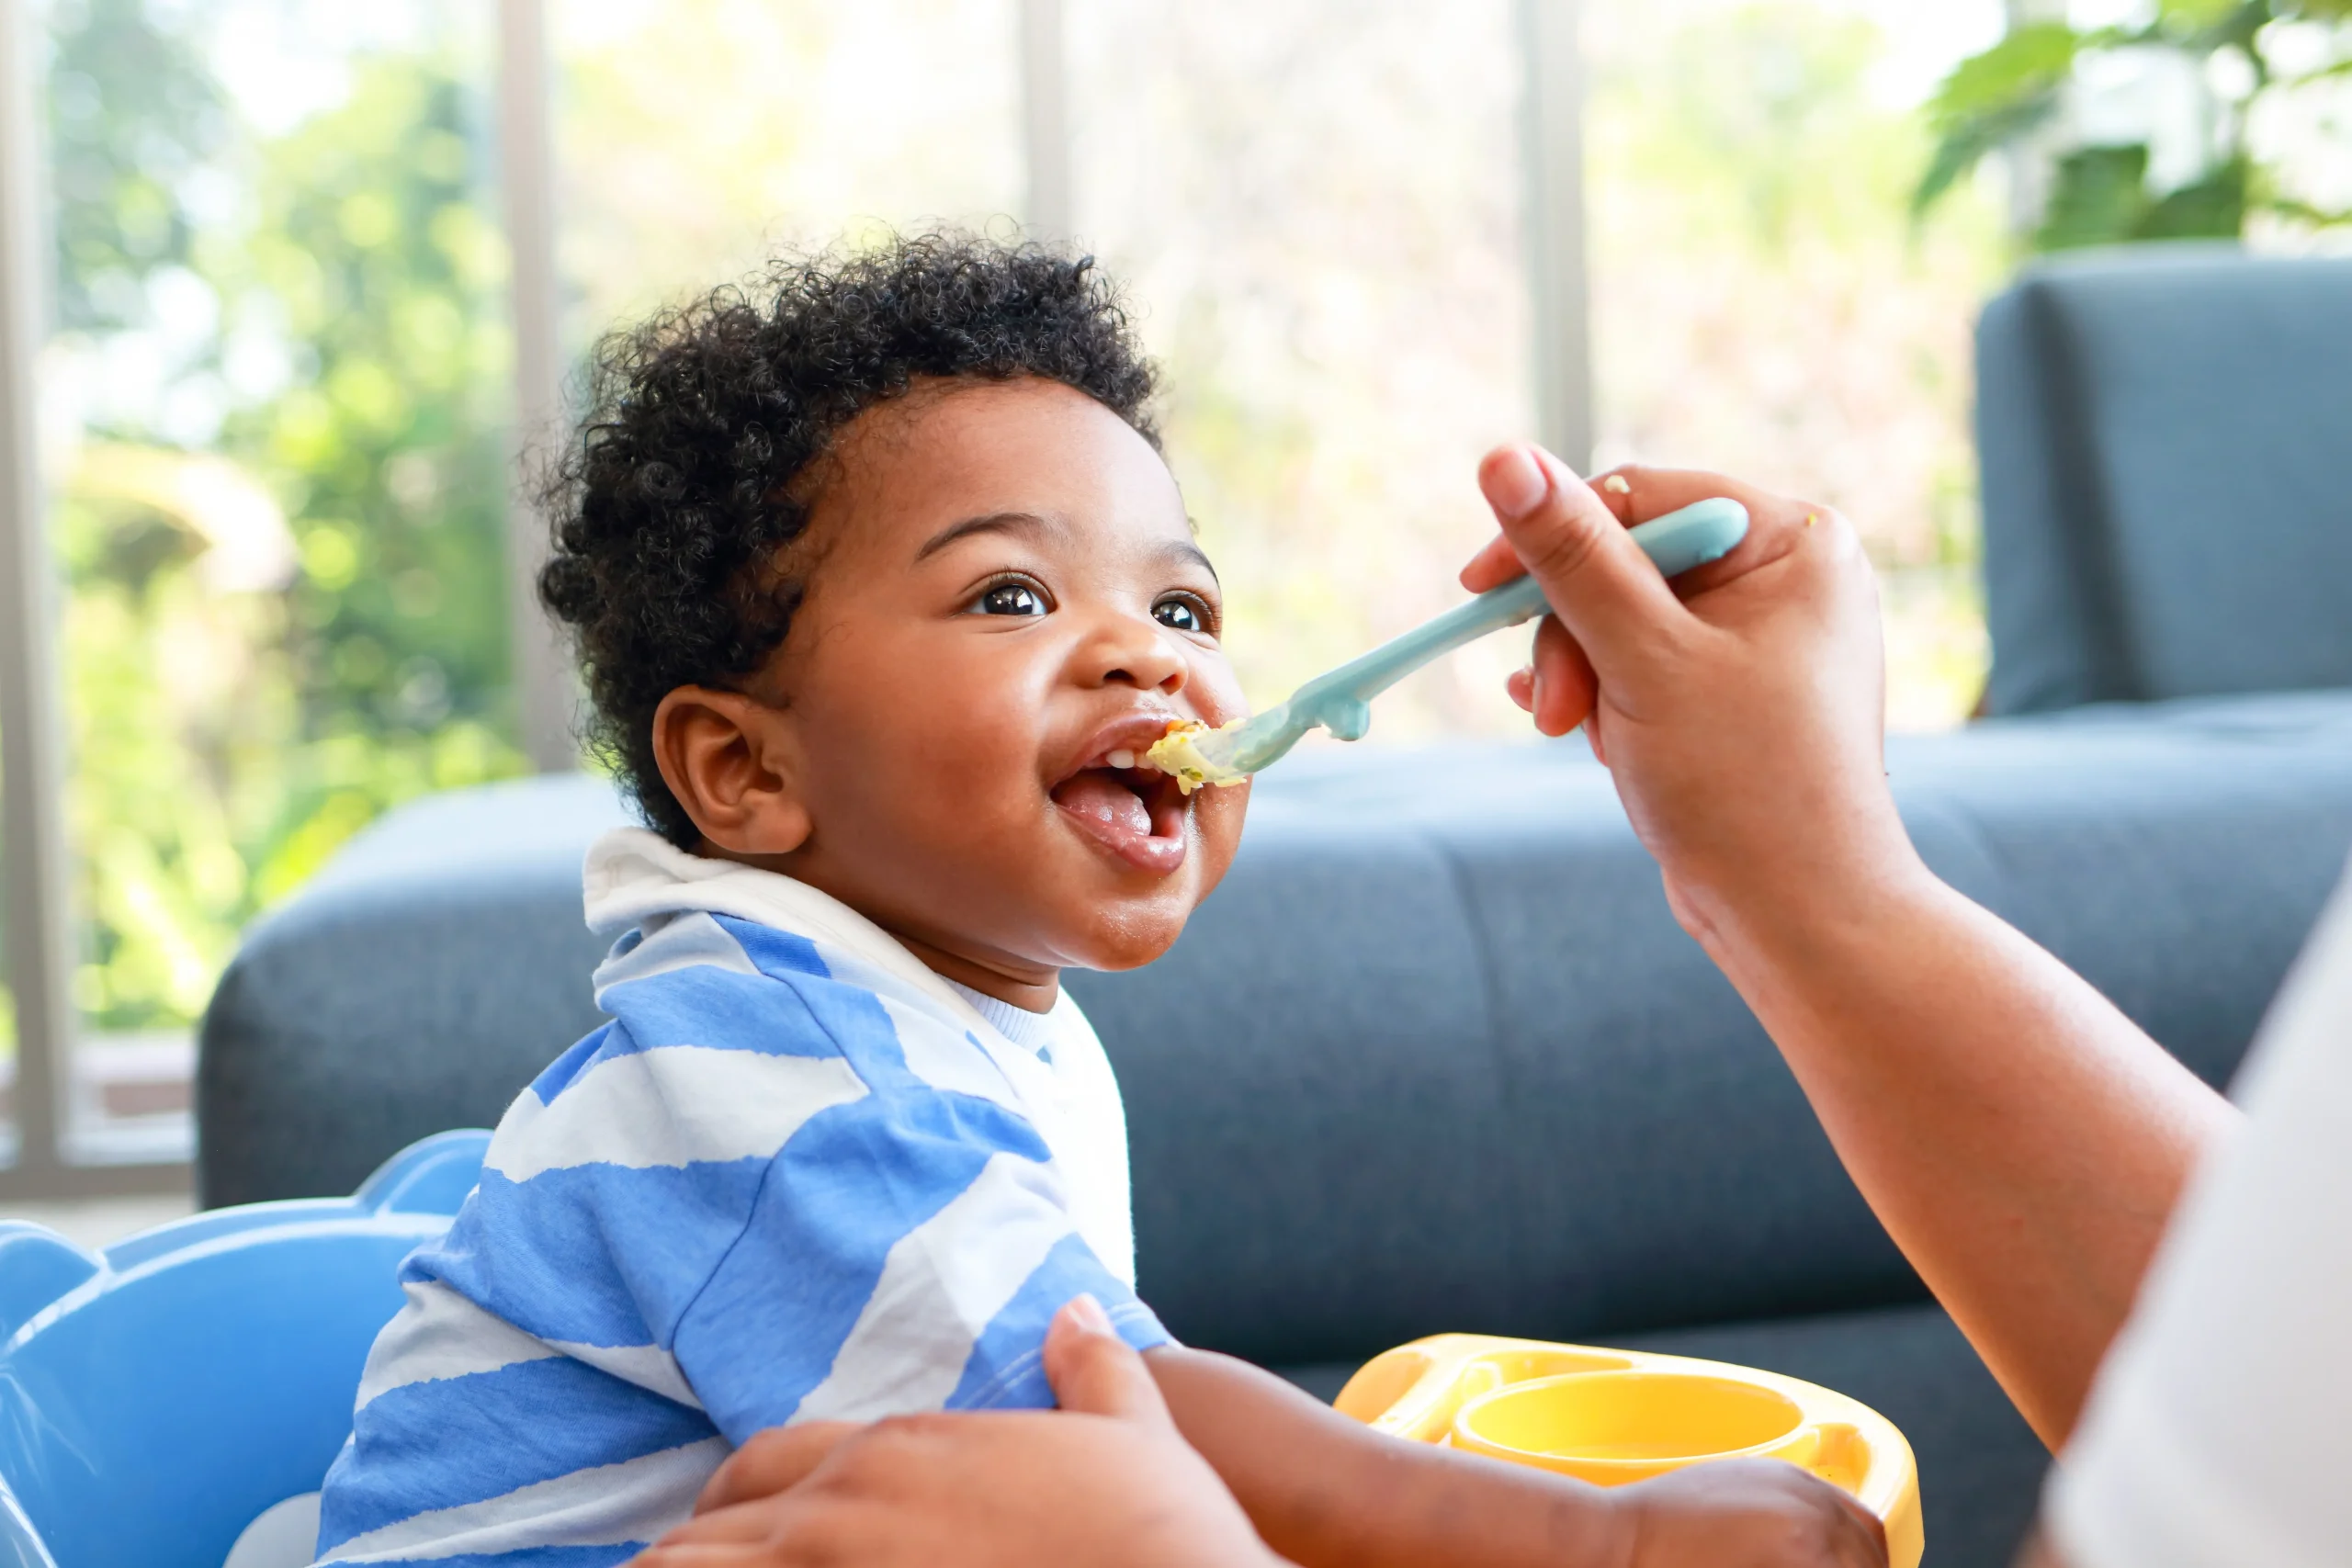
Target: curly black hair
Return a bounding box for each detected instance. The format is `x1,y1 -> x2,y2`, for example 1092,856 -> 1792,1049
537,232 -> 1161,847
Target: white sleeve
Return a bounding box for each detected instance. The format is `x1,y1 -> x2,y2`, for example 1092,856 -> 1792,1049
2047,858 -> 2352,1568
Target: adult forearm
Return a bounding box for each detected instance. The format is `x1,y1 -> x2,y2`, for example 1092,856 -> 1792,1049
1686,858 -> 2237,1448
1147,1346 -> 1623,1568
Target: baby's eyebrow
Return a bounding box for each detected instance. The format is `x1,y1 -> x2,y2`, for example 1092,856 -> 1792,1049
1157,538 -> 1220,584
915,510 -> 1058,561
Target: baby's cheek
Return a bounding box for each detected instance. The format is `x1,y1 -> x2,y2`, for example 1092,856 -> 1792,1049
1189,781 -> 1250,886
1189,656 -> 1250,728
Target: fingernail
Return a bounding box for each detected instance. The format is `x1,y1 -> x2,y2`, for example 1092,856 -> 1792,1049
1065,1293 -> 1113,1334
1530,666 -> 1547,716
1487,447 -> 1548,519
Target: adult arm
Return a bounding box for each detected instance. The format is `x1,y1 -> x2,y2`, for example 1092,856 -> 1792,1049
1462,450 -> 2239,1448
650,1297 -> 1888,1568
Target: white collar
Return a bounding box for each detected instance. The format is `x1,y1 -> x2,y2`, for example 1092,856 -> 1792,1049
582,827 -> 998,1038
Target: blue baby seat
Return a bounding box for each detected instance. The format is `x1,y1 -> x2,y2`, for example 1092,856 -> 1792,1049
0,1130 -> 489,1568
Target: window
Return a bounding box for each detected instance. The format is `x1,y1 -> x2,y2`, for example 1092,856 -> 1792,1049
553,0 -> 1023,333
7,0 -> 516,1185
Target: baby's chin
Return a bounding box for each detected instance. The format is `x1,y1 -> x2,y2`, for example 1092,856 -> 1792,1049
1036,884 -> 1204,974
1057,804 -> 1245,971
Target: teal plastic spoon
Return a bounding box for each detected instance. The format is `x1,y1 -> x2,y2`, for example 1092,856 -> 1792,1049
1147,496 -> 1750,790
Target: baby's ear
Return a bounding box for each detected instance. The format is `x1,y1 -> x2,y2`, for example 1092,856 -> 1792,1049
650,685 -> 813,855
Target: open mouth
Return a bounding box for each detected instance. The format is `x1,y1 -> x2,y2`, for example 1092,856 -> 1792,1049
1050,757 -> 1192,874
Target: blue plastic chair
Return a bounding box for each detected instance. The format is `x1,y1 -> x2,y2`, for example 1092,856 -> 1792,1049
0,1130 -> 489,1568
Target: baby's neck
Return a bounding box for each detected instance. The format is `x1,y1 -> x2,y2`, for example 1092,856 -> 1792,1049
890,927 -> 1061,1014
695,838 -> 1062,1013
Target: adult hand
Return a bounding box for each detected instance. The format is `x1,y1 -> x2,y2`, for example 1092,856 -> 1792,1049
1614,1460 -> 1888,1568
631,1295 -> 1284,1568
1460,451 -> 1914,943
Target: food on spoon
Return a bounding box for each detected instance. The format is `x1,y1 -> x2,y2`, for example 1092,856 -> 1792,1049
1144,717 -> 1250,795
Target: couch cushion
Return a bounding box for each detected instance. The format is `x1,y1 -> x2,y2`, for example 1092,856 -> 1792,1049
1976,245 -> 2352,714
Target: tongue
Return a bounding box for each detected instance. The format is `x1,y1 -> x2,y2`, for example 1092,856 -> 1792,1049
1053,772 -> 1154,843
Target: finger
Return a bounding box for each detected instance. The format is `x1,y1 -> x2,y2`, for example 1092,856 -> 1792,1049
1461,459 -> 1639,593
1593,464 -> 1836,597
1597,463 -> 1793,526
1837,1491 -> 1890,1565
1478,446 -> 1690,672
639,1540 -> 836,1568
1529,615 -> 1597,738
658,1497 -> 794,1547
695,1423 -> 860,1514
1044,1294 -> 1173,1425
1505,665 -> 1534,714
1458,529 -> 1526,593
1588,467 -> 1638,523
634,1548 -> 759,1568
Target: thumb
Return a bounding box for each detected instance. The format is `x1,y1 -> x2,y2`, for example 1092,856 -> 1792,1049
1044,1294 -> 1173,1426
1478,445 -> 1689,673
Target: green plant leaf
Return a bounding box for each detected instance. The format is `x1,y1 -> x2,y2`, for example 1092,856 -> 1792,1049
2036,143 -> 2153,250
2265,195 -> 2352,226
1913,92 -> 2061,220
2157,0 -> 2247,26
1927,23 -> 2082,124
2281,54 -> 2352,85
1913,24 -> 2079,220
2136,156 -> 2248,239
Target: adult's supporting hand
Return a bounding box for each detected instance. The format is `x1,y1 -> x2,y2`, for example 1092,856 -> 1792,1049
631,1295 -> 1284,1568
1462,449 -> 2236,1448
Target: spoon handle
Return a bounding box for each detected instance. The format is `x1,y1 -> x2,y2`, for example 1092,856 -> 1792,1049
1305,497 -> 1750,711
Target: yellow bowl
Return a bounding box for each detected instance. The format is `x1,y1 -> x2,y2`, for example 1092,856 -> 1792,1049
1455,1370 -> 1819,1483
1336,1335 -> 1922,1568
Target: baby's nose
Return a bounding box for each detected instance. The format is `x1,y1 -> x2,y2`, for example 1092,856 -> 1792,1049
1088,617 -> 1188,693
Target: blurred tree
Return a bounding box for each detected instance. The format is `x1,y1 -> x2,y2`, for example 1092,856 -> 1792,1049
211,54 -> 522,908
1916,1 -> 2352,250
44,0 -> 226,330
41,0 -> 522,1032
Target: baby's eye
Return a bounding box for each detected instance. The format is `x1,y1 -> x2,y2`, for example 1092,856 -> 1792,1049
971,581 -> 1049,617
1153,594 -> 1212,635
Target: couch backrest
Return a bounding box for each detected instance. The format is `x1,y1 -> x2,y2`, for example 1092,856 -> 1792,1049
1975,245 -> 2352,716
201,708 -> 2352,1369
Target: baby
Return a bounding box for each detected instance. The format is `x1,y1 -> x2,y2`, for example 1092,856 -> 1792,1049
314,234 -> 1877,1568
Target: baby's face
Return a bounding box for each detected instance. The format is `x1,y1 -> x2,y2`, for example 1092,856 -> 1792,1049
722,377 -> 1248,997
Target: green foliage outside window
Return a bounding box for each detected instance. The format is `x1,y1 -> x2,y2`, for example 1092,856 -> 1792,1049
43,0 -> 525,1033
1915,1 -> 2352,251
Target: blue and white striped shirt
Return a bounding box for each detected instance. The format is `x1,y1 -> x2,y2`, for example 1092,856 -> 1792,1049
313,829 -> 1168,1565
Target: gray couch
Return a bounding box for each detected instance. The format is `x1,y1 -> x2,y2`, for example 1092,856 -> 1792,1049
199,250 -> 2352,1568
1977,245 -> 2352,713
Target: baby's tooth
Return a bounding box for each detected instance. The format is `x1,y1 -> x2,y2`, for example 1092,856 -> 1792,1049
1107,749 -> 1136,770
